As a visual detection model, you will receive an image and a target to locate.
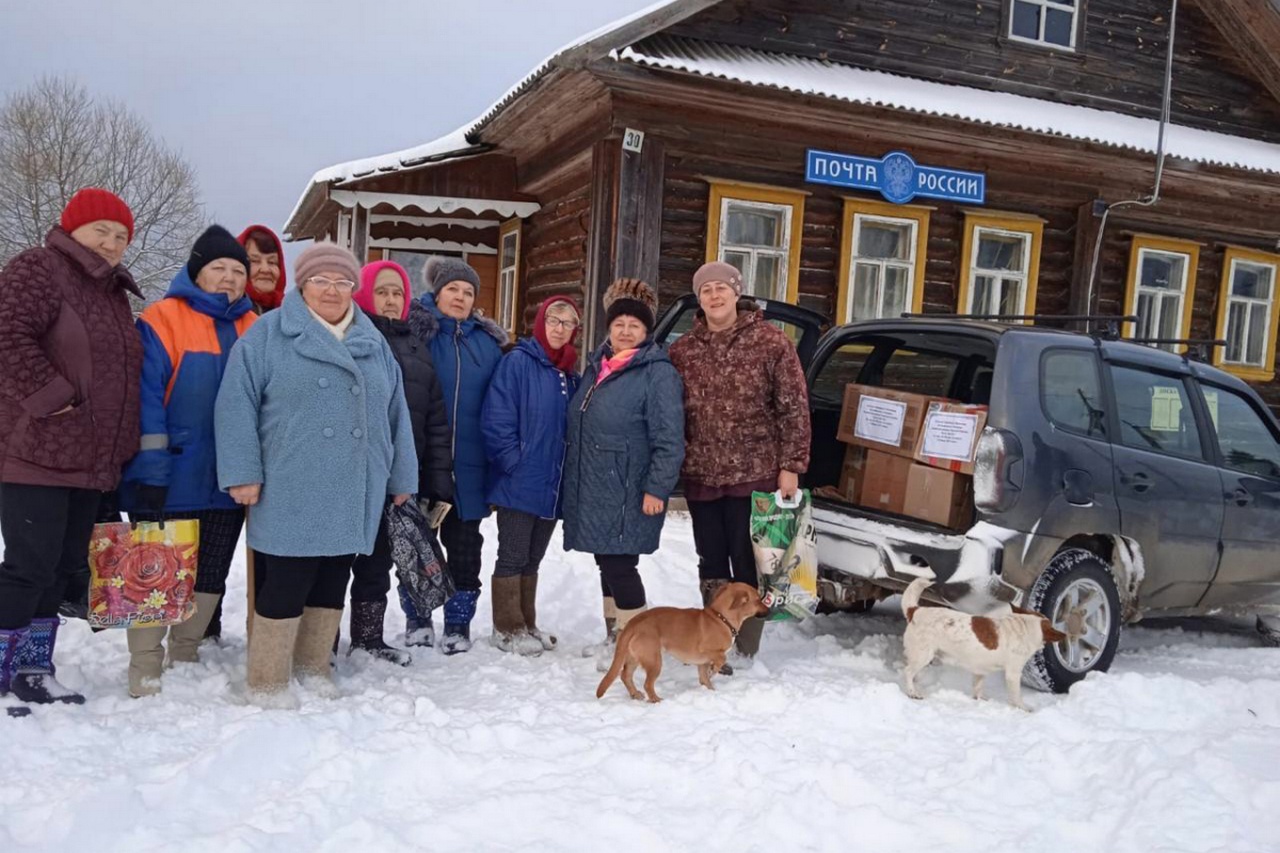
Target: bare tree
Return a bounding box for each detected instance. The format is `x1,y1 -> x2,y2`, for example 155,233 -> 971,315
0,76 -> 204,303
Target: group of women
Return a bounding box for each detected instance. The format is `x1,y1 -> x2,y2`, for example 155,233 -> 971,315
0,187 -> 812,712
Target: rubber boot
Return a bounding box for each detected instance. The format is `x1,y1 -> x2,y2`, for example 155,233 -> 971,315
349,599 -> 411,666
0,626 -> 32,717
489,576 -> 542,657
294,607 -> 344,696
168,592 -> 221,664
521,573 -> 556,651
700,579 -> 734,675
597,605 -> 646,673
441,590 -> 479,655
581,596 -> 618,660
127,625 -> 166,698
246,613 -> 300,706
10,617 -> 84,705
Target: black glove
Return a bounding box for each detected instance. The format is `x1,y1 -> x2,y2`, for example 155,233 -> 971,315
135,485 -> 169,515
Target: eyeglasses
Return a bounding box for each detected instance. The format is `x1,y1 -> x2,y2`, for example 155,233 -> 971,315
544,317 -> 579,331
305,276 -> 356,293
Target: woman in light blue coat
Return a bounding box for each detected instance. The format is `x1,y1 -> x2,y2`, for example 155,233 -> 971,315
215,243 -> 417,704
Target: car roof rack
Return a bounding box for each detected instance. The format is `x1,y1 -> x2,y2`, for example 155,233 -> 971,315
898,313 -> 1139,338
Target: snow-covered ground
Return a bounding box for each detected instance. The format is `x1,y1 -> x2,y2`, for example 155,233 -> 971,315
4,515 -> 1278,852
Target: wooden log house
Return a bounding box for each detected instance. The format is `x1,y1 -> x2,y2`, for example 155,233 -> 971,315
284,0 -> 1280,409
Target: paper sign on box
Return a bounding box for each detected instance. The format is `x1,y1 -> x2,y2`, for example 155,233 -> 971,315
914,402 -> 989,475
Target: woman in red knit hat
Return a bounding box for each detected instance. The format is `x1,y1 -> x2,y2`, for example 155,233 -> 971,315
0,187 -> 143,710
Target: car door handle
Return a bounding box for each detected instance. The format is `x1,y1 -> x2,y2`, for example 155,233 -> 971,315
1230,488 -> 1254,506
1121,471 -> 1152,493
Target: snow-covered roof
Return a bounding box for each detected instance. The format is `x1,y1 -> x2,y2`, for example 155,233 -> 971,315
618,35 -> 1280,176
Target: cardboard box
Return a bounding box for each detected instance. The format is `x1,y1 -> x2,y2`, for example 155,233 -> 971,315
836,445 -> 866,503
838,384 -> 951,459
859,450 -> 915,515
905,463 -> 973,529
914,402 -> 989,476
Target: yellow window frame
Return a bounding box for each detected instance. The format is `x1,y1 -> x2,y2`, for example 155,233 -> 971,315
957,210 -> 1045,320
836,198 -> 930,323
497,218 -> 521,335
705,180 -> 807,304
1124,234 -> 1200,352
1213,245 -> 1280,382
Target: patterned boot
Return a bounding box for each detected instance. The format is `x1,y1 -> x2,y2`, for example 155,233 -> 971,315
349,599 -> 412,666
0,626 -> 32,717
441,590 -> 479,655
398,585 -> 435,648
10,617 -> 85,705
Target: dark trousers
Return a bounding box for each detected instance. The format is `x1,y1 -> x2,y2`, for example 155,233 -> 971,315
350,521 -> 392,603
493,508 -> 556,578
440,514 -> 483,593
0,484 -> 101,628
254,552 -> 354,620
688,496 -> 757,587
128,507 -> 245,596
595,554 -> 645,610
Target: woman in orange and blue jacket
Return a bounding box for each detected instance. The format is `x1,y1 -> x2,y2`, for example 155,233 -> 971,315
118,225 -> 257,698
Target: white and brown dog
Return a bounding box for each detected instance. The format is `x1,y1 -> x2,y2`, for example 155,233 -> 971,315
901,577 -> 1066,710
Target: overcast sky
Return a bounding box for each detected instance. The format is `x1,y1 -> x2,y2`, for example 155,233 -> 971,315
0,0 -> 654,264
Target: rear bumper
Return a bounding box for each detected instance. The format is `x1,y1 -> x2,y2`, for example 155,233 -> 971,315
813,500 -> 1021,615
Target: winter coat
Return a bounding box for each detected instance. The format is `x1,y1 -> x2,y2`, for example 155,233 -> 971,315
481,337 -> 581,519
120,268 -> 256,512
668,302 -> 811,488
214,288 -> 418,558
368,313 -> 453,502
408,294 -> 507,521
562,340 -> 685,556
0,227 -> 142,491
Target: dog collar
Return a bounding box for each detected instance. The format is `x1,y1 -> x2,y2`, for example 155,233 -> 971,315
710,608 -> 738,639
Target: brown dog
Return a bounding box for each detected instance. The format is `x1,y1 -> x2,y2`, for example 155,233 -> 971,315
596,582 -> 769,703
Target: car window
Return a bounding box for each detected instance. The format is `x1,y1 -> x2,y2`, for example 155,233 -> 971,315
1042,350 -> 1106,437
880,348 -> 957,397
1109,365 -> 1203,459
1204,386 -> 1280,478
810,344 -> 871,406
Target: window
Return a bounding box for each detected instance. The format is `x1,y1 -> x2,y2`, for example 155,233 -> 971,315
387,250 -> 450,299
1008,0 -> 1079,50
1214,247 -> 1280,381
497,219 -> 521,333
706,181 -> 806,303
1041,350 -> 1106,437
811,344 -> 871,406
1124,235 -> 1200,353
1206,386 -> 1280,478
958,212 -> 1044,320
880,349 -> 958,398
837,199 -> 929,323
1109,365 -> 1203,460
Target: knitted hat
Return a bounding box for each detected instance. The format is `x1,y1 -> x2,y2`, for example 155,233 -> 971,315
295,242 -> 361,291
60,188 -> 134,243
602,277 -> 658,331
355,261 -> 410,320
692,261 -> 744,298
426,257 -> 481,295
187,225 -> 250,280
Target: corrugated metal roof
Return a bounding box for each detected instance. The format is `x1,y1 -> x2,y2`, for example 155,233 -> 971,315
618,35 -> 1280,176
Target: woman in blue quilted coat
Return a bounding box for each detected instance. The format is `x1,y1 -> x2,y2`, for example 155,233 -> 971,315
481,296 -> 581,656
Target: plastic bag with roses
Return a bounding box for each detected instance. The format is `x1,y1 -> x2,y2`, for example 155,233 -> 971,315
87,520 -> 200,629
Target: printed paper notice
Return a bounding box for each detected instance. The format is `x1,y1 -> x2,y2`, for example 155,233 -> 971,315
855,396 -> 908,447
921,411 -> 980,462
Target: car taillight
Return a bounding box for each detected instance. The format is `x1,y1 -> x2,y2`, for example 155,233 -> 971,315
974,427 -> 1023,514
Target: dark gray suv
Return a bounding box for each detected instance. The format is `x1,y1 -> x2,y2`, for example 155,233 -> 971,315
803,318 -> 1280,693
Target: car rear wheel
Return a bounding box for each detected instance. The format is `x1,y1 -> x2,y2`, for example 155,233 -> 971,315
1025,549 -> 1123,694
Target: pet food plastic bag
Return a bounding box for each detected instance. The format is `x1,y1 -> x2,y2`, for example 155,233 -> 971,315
88,520 -> 200,629
385,500 -> 455,615
750,489 -> 819,621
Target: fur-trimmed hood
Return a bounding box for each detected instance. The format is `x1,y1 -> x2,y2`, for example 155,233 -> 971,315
409,295 -> 509,348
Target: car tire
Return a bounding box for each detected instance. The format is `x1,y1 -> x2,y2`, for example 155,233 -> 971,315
1025,548 -> 1123,694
